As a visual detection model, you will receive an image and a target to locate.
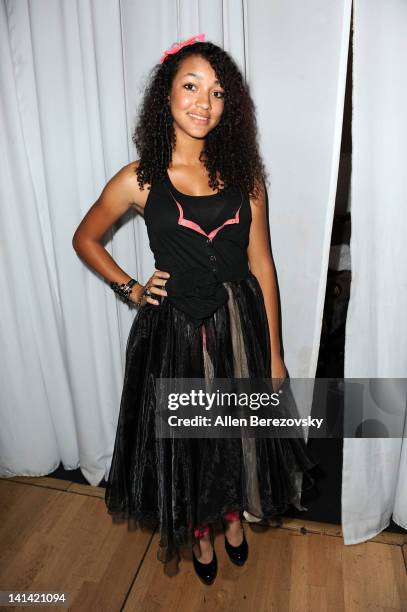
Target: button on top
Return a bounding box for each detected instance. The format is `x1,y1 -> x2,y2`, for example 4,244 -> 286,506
210,255 -> 216,261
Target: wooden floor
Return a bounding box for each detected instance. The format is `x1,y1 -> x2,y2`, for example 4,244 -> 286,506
0,477 -> 406,612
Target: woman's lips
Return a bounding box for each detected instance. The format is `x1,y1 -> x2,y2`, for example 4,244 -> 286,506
188,113 -> 209,123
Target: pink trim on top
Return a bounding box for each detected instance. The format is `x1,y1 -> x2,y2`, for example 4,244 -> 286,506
174,199 -> 242,242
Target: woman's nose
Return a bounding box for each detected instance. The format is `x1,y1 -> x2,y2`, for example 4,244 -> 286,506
196,93 -> 210,109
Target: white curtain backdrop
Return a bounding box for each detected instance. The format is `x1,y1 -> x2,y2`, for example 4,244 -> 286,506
244,0 -> 352,378
341,0 -> 407,543
0,0 -> 134,485
1,0 -> 353,536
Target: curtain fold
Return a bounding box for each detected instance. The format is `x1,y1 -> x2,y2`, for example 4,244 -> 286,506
0,0 -> 137,485
342,0 -> 407,542
244,0 -> 352,377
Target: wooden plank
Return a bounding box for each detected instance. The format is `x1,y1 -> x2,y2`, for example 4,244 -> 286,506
277,516 -> 407,546
401,543 -> 407,573
0,480 -> 153,611
2,476 -> 107,499
3,476 -> 72,491
1,479 -> 406,610
126,525 -> 407,611
66,483 -> 105,498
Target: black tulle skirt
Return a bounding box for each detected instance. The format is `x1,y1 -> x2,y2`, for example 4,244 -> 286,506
104,271 -> 317,571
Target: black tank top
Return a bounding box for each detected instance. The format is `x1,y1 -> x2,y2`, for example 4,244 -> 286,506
143,171 -> 252,327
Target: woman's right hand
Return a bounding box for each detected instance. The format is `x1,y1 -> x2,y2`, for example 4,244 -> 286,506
131,269 -> 170,306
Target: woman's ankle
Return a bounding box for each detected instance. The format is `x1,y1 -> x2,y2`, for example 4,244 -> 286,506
224,520 -> 244,546
193,537 -> 213,562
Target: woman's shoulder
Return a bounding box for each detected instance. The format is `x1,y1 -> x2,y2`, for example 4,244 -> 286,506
118,160 -> 152,214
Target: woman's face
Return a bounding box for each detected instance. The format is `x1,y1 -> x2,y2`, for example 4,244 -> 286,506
168,54 -> 225,140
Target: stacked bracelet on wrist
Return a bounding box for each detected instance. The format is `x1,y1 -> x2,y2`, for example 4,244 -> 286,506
110,278 -> 138,304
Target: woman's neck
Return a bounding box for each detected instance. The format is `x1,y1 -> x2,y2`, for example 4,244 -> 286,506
171,127 -> 207,166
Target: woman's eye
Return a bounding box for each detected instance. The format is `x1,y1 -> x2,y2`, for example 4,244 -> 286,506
183,83 -> 224,98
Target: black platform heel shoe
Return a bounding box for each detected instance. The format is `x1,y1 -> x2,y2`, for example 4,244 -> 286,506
192,527 -> 218,586
223,520 -> 249,566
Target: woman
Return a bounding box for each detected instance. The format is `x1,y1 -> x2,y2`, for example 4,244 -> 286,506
72,34 -> 316,585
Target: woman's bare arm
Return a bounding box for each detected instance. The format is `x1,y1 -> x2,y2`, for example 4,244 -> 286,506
247,181 -> 285,375
72,161 -> 148,298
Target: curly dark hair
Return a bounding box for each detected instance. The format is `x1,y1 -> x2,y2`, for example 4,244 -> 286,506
132,40 -> 268,200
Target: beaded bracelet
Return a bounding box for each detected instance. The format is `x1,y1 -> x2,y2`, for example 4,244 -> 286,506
110,278 -> 139,304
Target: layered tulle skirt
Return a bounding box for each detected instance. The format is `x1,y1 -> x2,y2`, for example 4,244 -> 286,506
104,271 -> 317,570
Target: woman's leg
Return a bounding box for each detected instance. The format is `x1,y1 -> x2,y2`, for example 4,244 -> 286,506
223,511 -> 244,546
193,511 -> 242,555
193,525 -> 213,563
193,511 -> 240,539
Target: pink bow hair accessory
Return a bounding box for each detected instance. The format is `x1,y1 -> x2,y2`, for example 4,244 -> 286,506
159,33 -> 206,64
